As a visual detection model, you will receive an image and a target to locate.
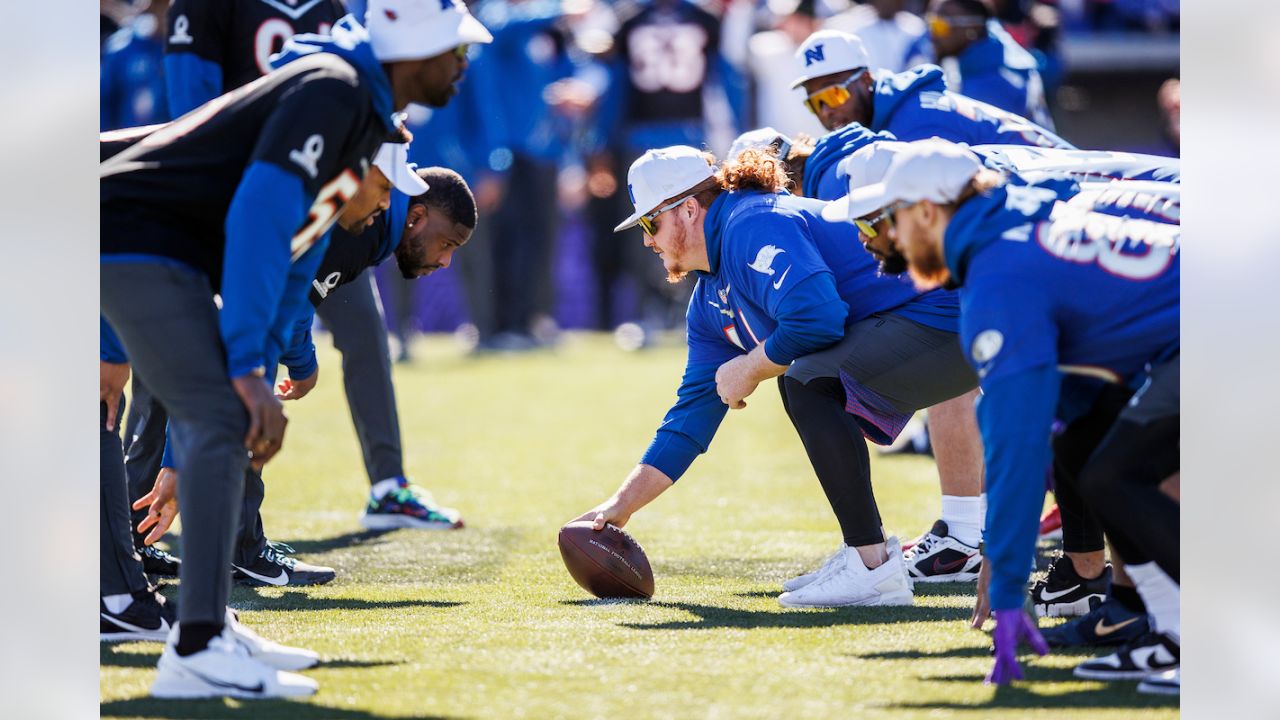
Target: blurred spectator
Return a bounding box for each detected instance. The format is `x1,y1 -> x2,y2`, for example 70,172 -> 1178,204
825,0 -> 934,74
927,0 -> 1055,129
100,0 -> 168,130
1150,76 -> 1179,156
747,0 -> 828,138
469,0 -> 583,349
990,0 -> 1063,95
585,0 -> 744,335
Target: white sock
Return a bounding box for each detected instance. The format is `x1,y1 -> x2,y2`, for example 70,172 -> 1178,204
103,593 -> 133,614
371,477 -> 403,500
1127,561 -> 1180,641
940,495 -> 984,547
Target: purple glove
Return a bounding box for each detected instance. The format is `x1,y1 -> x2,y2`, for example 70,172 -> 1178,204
986,608 -> 1050,685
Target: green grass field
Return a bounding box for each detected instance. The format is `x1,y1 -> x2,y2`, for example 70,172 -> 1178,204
100,334 -> 1178,719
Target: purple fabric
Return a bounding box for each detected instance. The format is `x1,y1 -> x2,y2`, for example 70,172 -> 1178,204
839,369 -> 915,446
987,609 -> 1050,685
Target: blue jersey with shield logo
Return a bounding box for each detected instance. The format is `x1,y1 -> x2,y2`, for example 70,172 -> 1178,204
944,182 -> 1179,612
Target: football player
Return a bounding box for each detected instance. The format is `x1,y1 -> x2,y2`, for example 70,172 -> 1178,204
101,1 -> 491,698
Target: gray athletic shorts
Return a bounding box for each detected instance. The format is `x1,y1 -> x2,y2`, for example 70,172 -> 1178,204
1120,354 -> 1179,425
785,311 -> 979,444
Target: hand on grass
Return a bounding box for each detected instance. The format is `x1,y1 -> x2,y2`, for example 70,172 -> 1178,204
132,467 -> 178,545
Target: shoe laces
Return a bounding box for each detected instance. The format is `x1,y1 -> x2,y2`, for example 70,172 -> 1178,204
391,482 -> 440,510
906,532 -> 942,559
266,540 -> 296,555
142,545 -> 176,560
260,545 -> 297,570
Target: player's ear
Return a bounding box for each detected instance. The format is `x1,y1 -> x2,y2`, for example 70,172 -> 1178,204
406,202 -> 427,227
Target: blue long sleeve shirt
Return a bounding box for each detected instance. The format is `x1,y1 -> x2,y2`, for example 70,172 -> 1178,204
640,190 -> 957,480
952,22 -> 1055,131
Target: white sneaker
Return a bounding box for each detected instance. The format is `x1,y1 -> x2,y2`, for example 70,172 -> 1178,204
150,626 -> 318,699
903,520 -> 982,583
1137,668 -> 1180,695
781,545 -> 846,592
778,537 -> 914,608
226,610 -> 320,671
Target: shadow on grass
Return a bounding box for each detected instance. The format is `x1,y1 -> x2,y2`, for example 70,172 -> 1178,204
101,644 -> 160,668
232,590 -> 464,613
563,600 -> 969,630
278,530 -> 392,555
888,666 -> 1179,710
910,583 -> 978,597
101,698 -> 461,719
731,590 -> 781,599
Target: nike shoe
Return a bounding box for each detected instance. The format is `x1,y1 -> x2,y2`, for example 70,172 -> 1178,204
903,520 -> 982,583
781,545 -> 846,592
1038,503 -> 1063,540
1137,668 -> 1180,695
150,625 -> 317,699
779,537 -> 913,608
232,544 -> 335,587
225,610 -> 319,671
1073,631 -> 1179,681
359,477 -> 464,531
101,589 -> 177,642
1041,596 -> 1149,647
138,544 -> 181,577
1031,554 -> 1109,618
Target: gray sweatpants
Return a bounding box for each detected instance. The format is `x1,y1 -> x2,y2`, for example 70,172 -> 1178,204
101,262 -> 248,626
101,397 -> 149,597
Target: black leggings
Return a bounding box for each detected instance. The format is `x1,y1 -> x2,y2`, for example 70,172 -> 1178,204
1078,415 -> 1180,581
1053,383 -> 1134,555
778,376 -> 883,547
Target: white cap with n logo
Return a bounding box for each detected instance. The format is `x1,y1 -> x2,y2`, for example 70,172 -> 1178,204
791,30 -> 871,89
613,146 -> 714,233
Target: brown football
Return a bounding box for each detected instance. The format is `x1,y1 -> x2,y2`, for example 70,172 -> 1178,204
557,521 -> 655,599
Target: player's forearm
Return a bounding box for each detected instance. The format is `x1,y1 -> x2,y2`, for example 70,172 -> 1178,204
607,464 -> 675,518
742,344 -> 789,384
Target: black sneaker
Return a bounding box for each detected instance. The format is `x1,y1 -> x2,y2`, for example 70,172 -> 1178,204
232,543 -> 335,587
1073,631 -> 1179,681
101,589 -> 177,642
137,544 -> 181,577
1042,596 -> 1149,647
1030,554 -> 1110,618
903,520 -> 982,583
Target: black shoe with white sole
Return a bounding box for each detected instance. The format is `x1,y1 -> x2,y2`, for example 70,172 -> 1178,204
232,543 -> 335,587
1030,554 -> 1109,618
138,544 -> 181,577
101,589 -> 177,642
1073,631 -> 1179,681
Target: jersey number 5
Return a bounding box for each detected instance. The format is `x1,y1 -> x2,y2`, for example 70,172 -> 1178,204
291,169 -> 359,261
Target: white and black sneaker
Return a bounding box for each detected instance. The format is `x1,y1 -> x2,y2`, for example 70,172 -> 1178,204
903,520 -> 982,583
151,625 -> 317,699
1031,554 -> 1110,618
778,537 -> 914,608
225,610 -> 319,671
1137,668 -> 1180,695
101,589 -> 177,642
1073,631 -> 1179,681
232,542 -> 335,587
137,544 -> 181,578
781,545 -> 846,593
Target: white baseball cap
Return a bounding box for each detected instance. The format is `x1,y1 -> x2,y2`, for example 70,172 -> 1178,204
366,0 -> 493,64
614,146 -> 715,233
823,139 -> 984,222
791,30 -> 871,89
727,127 -> 794,163
820,140 -> 909,221
373,142 -> 430,196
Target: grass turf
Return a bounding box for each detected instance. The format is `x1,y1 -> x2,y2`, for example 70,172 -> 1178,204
100,333 -> 1178,719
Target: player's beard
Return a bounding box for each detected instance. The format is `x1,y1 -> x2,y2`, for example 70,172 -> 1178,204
395,231 -> 436,279
904,243 -> 951,290
662,222 -> 691,284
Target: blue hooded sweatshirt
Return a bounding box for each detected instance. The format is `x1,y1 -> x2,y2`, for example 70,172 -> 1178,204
944,183 -> 1179,612
801,123 -> 895,202
952,21 -> 1054,131
639,190 -> 958,480
870,64 -> 1070,149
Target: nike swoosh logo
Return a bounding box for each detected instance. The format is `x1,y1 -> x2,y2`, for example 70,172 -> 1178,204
1038,583 -> 1081,601
185,665 -> 266,694
101,613 -> 169,635
233,564 -> 288,586
772,266 -> 791,290
931,555 -> 971,574
1094,616 -> 1139,636
1130,643 -> 1176,670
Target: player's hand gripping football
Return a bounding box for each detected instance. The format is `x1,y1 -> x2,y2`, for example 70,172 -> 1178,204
277,368 -> 319,401
133,467 -> 178,545
99,360 -> 131,431
572,501 -> 632,531
232,374 -> 288,470
987,608 -> 1049,685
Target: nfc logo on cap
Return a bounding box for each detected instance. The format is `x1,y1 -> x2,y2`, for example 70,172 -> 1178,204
627,183 -> 637,205
803,44 -> 825,67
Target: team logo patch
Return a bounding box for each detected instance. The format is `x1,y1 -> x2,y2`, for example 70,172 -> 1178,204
971,330 -> 1004,364
747,245 -> 786,276
627,183 -> 636,206
289,134 -> 324,179
803,44 -> 825,67
169,15 -> 193,45
313,271 -> 342,299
